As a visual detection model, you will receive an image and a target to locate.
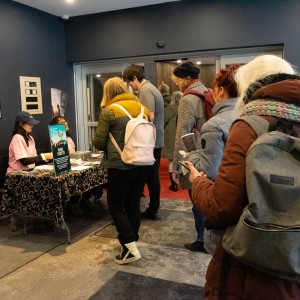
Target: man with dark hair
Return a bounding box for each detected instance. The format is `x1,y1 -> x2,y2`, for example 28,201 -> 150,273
123,64 -> 164,220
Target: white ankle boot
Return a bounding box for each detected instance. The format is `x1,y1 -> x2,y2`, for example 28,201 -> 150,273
114,242 -> 141,265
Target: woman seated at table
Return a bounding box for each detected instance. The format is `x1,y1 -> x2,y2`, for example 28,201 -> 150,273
7,111 -> 53,173
49,116 -> 75,154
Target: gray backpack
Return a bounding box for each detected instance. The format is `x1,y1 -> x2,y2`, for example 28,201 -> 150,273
222,115 -> 300,280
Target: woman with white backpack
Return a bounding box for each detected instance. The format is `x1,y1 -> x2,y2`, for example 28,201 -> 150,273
93,77 -> 152,265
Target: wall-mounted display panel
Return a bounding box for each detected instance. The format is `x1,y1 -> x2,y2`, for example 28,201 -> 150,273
19,76 -> 43,114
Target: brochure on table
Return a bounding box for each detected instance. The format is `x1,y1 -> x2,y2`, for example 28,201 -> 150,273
49,124 -> 71,176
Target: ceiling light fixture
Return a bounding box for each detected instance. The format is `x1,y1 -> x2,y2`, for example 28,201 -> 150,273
66,0 -> 74,3
196,61 -> 202,65
176,60 -> 182,63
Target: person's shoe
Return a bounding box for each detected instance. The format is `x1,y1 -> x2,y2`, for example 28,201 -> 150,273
185,241 -> 208,253
169,184 -> 178,192
141,210 -> 161,220
114,242 -> 141,265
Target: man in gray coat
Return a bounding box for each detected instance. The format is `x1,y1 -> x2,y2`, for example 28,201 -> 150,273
123,65 -> 164,220
171,61 -> 210,253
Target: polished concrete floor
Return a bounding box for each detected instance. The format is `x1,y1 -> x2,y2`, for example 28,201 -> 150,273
0,195 -> 211,299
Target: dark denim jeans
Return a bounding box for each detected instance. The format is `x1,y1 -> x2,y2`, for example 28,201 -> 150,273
189,189 -> 204,242
107,166 -> 151,245
145,147 -> 162,214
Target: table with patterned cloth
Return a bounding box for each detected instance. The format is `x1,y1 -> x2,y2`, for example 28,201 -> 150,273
0,158 -> 107,240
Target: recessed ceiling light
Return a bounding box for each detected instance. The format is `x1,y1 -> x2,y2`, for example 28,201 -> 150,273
96,74 -> 101,78
176,60 -> 182,63
66,0 -> 74,3
196,61 -> 202,65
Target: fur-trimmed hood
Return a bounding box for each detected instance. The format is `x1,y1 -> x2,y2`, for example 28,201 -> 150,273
244,73 -> 300,106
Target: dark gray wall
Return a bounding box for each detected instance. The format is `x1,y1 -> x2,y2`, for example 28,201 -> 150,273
0,0 -> 75,161
65,0 -> 300,69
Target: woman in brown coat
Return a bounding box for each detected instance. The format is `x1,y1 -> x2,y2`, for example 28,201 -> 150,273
186,55 -> 300,299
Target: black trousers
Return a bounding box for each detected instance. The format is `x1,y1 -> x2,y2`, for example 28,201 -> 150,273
146,147 -> 162,214
107,166 -> 151,245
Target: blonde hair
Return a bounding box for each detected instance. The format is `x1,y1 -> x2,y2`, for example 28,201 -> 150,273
101,77 -> 130,108
171,74 -> 191,91
234,55 -> 296,110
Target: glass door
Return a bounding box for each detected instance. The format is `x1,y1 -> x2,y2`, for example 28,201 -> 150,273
74,63 -> 126,152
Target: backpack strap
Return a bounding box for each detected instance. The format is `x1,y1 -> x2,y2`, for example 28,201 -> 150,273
109,132 -> 123,156
111,103 -> 145,119
111,103 -> 133,119
238,115 -> 270,137
184,88 -> 215,120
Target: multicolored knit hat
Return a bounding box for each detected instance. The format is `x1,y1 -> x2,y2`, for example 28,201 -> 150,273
241,73 -> 300,122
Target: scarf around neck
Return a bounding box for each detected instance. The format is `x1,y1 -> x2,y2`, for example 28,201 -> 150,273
241,73 -> 300,122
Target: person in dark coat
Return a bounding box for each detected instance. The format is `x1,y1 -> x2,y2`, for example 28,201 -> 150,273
162,91 -> 182,191
186,55 -> 300,299
93,77 -> 152,265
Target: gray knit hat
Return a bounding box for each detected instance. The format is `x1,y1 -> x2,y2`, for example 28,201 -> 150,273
159,83 -> 170,94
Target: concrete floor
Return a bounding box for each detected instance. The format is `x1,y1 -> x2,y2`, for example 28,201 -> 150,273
0,196 -> 211,299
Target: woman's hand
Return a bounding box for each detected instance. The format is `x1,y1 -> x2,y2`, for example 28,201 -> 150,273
184,161 -> 207,183
172,171 -> 179,184
44,152 -> 53,161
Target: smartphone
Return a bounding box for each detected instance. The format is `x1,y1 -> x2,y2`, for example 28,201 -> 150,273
179,161 -> 191,171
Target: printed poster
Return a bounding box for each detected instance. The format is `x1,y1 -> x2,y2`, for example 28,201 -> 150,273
51,88 -> 68,117
49,124 -> 71,176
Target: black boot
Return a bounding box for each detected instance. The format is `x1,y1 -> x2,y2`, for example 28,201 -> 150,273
169,173 -> 178,192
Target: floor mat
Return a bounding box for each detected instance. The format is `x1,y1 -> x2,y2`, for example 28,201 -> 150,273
89,271 -> 204,300
93,208 -> 196,249
144,158 -> 190,201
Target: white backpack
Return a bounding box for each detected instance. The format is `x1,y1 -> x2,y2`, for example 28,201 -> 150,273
109,103 -> 156,166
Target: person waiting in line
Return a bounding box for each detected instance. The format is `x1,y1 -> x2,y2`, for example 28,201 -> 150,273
183,64 -> 240,254
162,91 -> 182,192
93,77 -> 152,264
50,116 -> 75,154
171,61 -> 211,253
185,55 -> 300,299
123,65 -> 164,221
158,82 -> 172,107
7,111 -> 53,173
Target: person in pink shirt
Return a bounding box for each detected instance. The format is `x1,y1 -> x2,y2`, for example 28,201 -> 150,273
7,111 -> 53,173
50,116 -> 75,153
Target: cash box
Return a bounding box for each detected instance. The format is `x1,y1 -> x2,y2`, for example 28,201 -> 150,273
70,151 -> 92,161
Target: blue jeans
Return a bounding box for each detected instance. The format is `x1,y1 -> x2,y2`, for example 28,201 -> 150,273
189,189 -> 204,242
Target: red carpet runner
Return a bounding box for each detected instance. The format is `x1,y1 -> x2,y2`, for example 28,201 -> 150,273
144,158 -> 190,201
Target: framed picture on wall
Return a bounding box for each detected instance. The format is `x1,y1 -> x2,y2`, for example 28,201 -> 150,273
19,76 -> 43,114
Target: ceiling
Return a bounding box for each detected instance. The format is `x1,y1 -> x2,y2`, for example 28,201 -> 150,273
13,0 -> 180,18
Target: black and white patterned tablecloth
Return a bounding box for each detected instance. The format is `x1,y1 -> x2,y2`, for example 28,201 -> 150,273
0,162 -> 107,228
